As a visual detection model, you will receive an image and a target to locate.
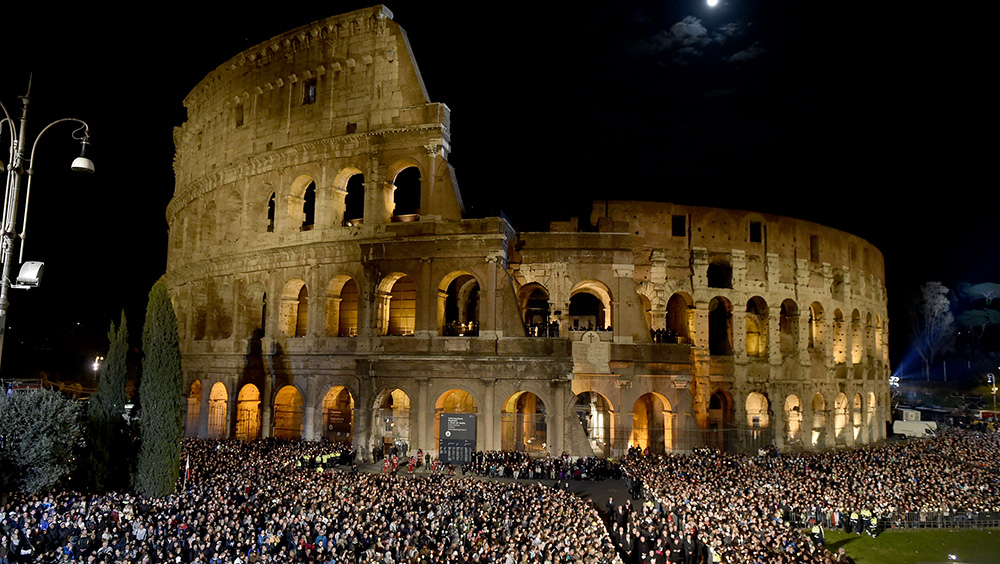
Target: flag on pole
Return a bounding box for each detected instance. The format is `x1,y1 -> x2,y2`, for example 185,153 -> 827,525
184,455 -> 190,487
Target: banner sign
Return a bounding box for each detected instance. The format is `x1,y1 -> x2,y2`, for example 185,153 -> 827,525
439,413 -> 476,463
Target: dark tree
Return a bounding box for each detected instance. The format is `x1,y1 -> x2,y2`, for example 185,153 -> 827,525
85,310 -> 130,491
135,281 -> 183,498
0,388 -> 82,495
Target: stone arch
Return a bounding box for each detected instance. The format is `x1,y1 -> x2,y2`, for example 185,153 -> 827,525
342,170 -> 365,226
265,192 -> 276,232
273,385 -> 305,439
875,314 -> 884,358
745,392 -> 770,429
707,258 -> 732,289
326,275 -> 360,337
708,389 -> 734,451
501,391 -> 547,454
279,279 -> 308,337
439,271 -> 481,336
779,299 -> 799,355
322,386 -> 355,444
666,292 -> 693,344
569,280 -> 613,331
374,388 -> 412,457
709,296 -> 734,355
434,388 -> 478,447
185,380 -> 202,437
234,384 -> 261,441
784,394 -> 802,445
519,282 -> 552,335
745,296 -> 769,358
218,188 -> 243,243
834,392 -> 849,444
865,312 -> 874,359
390,162 -> 422,217
288,174 -> 317,231
811,393 -> 826,447
809,302 -> 825,352
867,391 -> 878,440
573,391 -> 614,457
376,272 -> 417,336
632,392 -> 673,454
208,382 -> 228,439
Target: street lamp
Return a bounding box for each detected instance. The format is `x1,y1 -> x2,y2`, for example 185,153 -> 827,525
0,78 -> 94,371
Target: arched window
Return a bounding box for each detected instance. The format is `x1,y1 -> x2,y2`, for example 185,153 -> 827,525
266,193 -> 276,232
301,181 -> 316,230
779,299 -> 799,355
709,297 -> 733,355
344,174 -> 365,226
392,167 -> 421,217
745,297 -> 768,358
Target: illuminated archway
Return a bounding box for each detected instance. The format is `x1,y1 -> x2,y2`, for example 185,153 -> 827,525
376,273 -> 416,336
186,380 -> 202,437
439,272 -> 480,336
834,393 -> 849,444
375,388 -> 411,457
520,283 -> 551,335
666,292 -> 693,344
632,393 -> 673,454
274,385 -> 304,439
745,297 -> 768,357
325,276 -> 359,337
811,393 -> 826,447
208,382 -> 228,439
501,392 -> 547,453
234,384 -> 261,441
784,394 -> 802,444
779,299 -> 799,355
322,386 -> 355,443
569,280 -> 612,331
434,389 -> 477,445
574,392 -> 613,457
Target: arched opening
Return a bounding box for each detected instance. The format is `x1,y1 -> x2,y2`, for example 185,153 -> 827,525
867,392 -> 878,441
325,276 -> 359,337
632,393 -> 672,454
322,386 -> 355,444
745,297 -> 769,358
273,385 -> 304,439
434,389 -> 477,447
809,302 -> 824,352
234,384 -> 261,441
501,392 -> 547,454
811,393 -> 826,447
709,297 -> 733,355
392,166 -> 421,217
375,388 -> 411,457
208,382 -> 228,439
875,315 -> 884,358
834,393 -> 849,444
853,393 -> 863,441
666,293 -> 693,344
784,394 -> 802,445
344,173 -> 365,226
569,281 -> 612,331
377,274 -> 417,336
574,392 -> 613,457
301,181 -> 316,231
520,284 -> 552,336
779,299 -> 799,355
186,381 -> 202,437
708,390 -> 733,451
440,273 -> 480,336
295,286 -> 309,337
266,192 -> 275,232
745,392 -> 770,450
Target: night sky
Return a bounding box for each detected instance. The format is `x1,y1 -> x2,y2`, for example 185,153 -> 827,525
2,1 -> 995,380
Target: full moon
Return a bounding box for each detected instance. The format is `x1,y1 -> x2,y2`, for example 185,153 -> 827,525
707,0 -> 719,6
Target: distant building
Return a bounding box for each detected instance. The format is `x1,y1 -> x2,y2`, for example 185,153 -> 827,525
166,5 -> 889,460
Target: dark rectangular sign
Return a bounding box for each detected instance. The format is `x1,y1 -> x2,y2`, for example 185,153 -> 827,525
439,413 -> 476,463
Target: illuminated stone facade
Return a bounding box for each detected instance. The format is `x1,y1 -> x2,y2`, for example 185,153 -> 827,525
166,6 -> 890,460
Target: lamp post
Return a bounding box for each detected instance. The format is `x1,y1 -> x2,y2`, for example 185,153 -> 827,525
0,78 -> 94,372
988,373 -> 997,410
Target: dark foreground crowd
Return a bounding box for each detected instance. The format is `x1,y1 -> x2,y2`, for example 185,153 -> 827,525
612,430 -> 1000,563
2,431 -> 999,564
1,440 -> 617,564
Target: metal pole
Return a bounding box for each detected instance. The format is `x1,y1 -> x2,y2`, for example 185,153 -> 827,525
0,91 -> 30,373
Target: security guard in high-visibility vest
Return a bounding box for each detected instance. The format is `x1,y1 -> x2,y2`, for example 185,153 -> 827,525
860,508 -> 872,534
850,510 -> 860,534
811,523 -> 825,547
869,515 -> 879,538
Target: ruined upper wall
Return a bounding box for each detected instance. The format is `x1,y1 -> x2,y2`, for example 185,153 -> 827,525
172,5 -> 448,188
591,200 -> 886,284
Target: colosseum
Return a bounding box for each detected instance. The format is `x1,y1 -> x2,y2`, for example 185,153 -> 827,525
165,5 -> 890,462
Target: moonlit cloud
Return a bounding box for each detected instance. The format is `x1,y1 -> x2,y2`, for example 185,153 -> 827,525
637,16 -> 756,64
726,41 -> 766,62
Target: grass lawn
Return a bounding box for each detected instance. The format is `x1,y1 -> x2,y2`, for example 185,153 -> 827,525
824,528 -> 1000,564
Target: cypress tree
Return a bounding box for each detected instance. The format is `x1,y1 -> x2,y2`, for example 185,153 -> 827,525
135,281 -> 183,498
86,311 -> 129,491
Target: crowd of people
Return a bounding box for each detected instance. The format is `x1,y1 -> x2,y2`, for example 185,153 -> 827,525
611,430 -> 1000,563
1,440 -> 618,564
2,429 -> 999,564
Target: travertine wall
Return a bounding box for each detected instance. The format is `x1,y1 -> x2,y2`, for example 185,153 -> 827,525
166,6 -> 889,459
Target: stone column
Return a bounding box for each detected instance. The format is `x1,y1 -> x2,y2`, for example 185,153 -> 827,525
198,378 -> 210,438
481,378 -> 497,451
303,404 -> 316,441
415,258 -> 435,338
416,377 -> 429,452
552,379 -> 566,455
353,404 -> 372,462
325,297 -> 342,337
771,397 -> 785,450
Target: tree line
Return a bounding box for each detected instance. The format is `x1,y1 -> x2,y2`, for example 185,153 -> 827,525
0,281 -> 182,500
